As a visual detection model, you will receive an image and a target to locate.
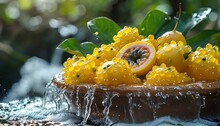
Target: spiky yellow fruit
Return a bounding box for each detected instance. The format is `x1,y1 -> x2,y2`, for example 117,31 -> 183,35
186,43 -> 220,81
63,56 -> 96,85
141,34 -> 158,49
145,64 -> 192,86
156,41 -> 192,72
204,43 -> 220,61
113,26 -> 143,50
157,30 -> 187,47
86,43 -> 118,66
95,58 -> 142,86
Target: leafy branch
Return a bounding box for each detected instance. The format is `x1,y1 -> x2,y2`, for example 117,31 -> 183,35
57,7 -> 220,55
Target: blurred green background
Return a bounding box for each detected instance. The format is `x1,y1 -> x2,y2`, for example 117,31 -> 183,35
0,0 -> 220,99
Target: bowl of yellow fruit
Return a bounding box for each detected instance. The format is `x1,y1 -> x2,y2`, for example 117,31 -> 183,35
53,8 -> 220,123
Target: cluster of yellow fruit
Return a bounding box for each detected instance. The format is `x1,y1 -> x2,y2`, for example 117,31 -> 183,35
63,26 -> 220,87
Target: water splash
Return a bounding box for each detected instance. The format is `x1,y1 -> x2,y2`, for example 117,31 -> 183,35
43,81 -> 70,112
1,82 -> 220,125
144,91 -> 169,120
1,54 -> 219,125
82,87 -> 95,124
75,86 -> 82,116
127,93 -> 136,122
2,56 -> 62,102
102,91 -> 118,125
114,116 -> 217,126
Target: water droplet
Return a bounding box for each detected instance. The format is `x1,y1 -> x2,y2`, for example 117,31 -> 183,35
194,93 -> 201,99
186,91 -> 192,95
175,95 -> 180,100
178,92 -> 183,97
192,8 -> 211,25
201,96 -> 206,108
94,32 -> 99,35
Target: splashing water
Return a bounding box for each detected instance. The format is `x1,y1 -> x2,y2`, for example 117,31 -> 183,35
82,87 -> 95,124
115,116 -> 217,126
75,86 -> 82,116
0,83 -> 219,125
102,91 -> 118,125
2,56 -> 62,102
0,71 -> 219,125
0,51 -> 219,125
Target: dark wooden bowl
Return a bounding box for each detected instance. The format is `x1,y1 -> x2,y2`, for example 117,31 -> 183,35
53,74 -> 220,123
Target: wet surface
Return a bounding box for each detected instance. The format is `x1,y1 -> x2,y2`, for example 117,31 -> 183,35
0,90 -> 219,125
0,97 -> 84,125
1,74 -> 219,125
53,73 -> 220,124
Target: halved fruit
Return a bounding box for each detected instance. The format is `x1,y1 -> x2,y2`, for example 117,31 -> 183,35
117,41 -> 156,76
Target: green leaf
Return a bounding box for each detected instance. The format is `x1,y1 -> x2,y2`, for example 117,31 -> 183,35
187,30 -> 220,50
81,42 -> 97,55
155,8 -> 212,38
57,38 -> 97,56
179,8 -> 211,36
57,38 -> 84,56
154,19 -> 174,38
87,17 -> 121,44
137,10 -> 169,37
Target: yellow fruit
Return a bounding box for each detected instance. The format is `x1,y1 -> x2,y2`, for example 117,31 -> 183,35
141,34 -> 158,49
186,43 -> 220,81
63,55 -> 84,69
204,43 -> 220,61
156,8 -> 186,47
157,30 -> 186,46
95,58 -> 142,86
113,26 -> 143,50
63,56 -> 96,85
117,41 -> 156,76
145,64 -> 192,86
156,41 -> 191,72
86,43 -> 118,66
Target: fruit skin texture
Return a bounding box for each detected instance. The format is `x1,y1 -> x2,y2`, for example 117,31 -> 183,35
156,41 -> 191,72
141,34 -> 158,49
113,26 -> 143,50
86,43 -> 118,66
186,43 -> 220,81
63,56 -> 96,85
205,43 -> 220,61
117,41 -> 156,76
95,58 -> 141,87
157,30 -> 187,47
145,64 -> 192,86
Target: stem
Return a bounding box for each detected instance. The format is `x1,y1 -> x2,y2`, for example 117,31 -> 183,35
173,3 -> 182,31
